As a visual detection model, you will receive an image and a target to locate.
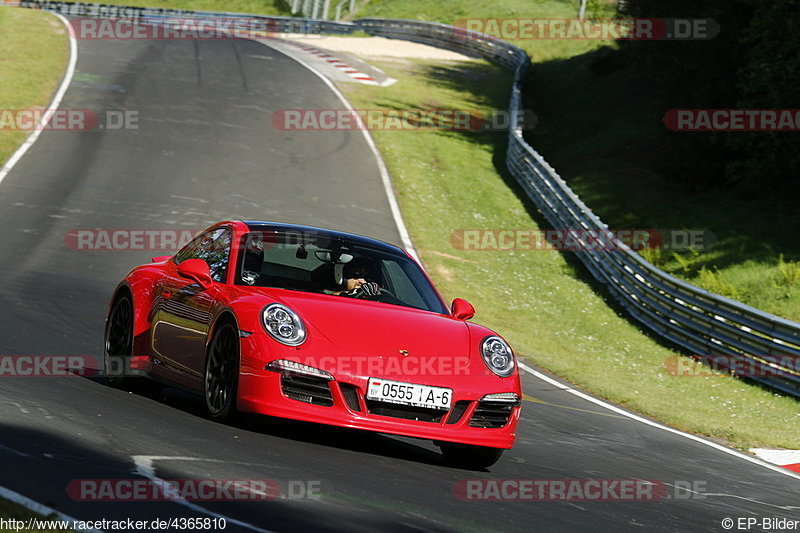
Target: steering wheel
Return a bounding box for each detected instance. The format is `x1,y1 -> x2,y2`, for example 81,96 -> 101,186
353,286 -> 398,301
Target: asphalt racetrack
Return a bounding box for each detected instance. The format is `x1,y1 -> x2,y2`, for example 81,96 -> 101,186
0,34 -> 798,532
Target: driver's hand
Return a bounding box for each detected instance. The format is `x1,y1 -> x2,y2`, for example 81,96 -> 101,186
345,277 -> 366,291
360,282 -> 381,296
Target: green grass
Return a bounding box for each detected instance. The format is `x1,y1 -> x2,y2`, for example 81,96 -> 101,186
85,0 -> 287,15
527,47 -> 800,322
0,8 -> 68,167
337,57 -> 800,451
0,499 -> 74,532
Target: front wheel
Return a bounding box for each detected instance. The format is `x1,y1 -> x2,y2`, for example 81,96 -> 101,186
204,322 -> 240,422
440,443 -> 504,470
104,296 -> 133,387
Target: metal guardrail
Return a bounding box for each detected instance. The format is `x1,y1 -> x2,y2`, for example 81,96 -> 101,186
19,1 -> 800,397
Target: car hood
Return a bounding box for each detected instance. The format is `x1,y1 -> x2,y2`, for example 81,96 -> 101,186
268,290 -> 470,357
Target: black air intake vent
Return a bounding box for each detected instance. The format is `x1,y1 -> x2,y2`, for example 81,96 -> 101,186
280,373 -> 333,406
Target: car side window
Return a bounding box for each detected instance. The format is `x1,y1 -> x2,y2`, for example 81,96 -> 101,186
175,228 -> 232,282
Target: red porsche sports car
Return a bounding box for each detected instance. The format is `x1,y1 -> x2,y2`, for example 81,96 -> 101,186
104,221 -> 521,468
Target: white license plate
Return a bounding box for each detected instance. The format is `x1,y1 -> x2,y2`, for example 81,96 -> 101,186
366,378 -> 452,410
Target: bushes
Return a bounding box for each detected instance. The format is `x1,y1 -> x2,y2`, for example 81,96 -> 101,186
618,0 -> 799,196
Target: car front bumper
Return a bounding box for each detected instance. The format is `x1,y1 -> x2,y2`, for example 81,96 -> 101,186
237,363 -> 520,449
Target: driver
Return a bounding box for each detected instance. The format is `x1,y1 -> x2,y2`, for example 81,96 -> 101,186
331,257 -> 381,297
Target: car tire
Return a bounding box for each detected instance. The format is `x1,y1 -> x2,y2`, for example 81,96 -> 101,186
440,443 -> 504,470
204,321 -> 240,422
104,295 -> 133,387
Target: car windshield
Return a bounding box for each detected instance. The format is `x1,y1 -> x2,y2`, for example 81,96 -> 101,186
235,229 -> 448,314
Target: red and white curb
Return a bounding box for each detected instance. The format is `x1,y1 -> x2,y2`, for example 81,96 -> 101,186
223,29 -> 393,86
750,449 -> 800,473
281,41 -> 392,86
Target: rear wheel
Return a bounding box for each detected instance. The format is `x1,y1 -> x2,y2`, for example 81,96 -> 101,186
440,443 -> 504,470
204,321 -> 240,422
104,296 -> 133,387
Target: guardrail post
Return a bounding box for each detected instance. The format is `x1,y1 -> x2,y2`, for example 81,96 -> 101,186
578,0 -> 588,20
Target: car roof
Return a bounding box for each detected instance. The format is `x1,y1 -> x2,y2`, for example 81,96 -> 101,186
240,220 -> 407,256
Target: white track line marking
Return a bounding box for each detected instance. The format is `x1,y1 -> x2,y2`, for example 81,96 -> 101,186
255,39 -> 418,260
519,362 -> 800,481
0,14 -> 98,528
0,485 -> 103,533
0,13 -> 77,187
133,455 -> 276,533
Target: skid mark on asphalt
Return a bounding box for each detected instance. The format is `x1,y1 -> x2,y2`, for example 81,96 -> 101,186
522,394 -> 628,419
0,400 -> 31,415
0,443 -> 31,457
661,482 -> 800,512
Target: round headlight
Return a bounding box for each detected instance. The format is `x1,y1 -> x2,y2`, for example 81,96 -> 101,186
262,304 -> 306,346
481,335 -> 515,377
